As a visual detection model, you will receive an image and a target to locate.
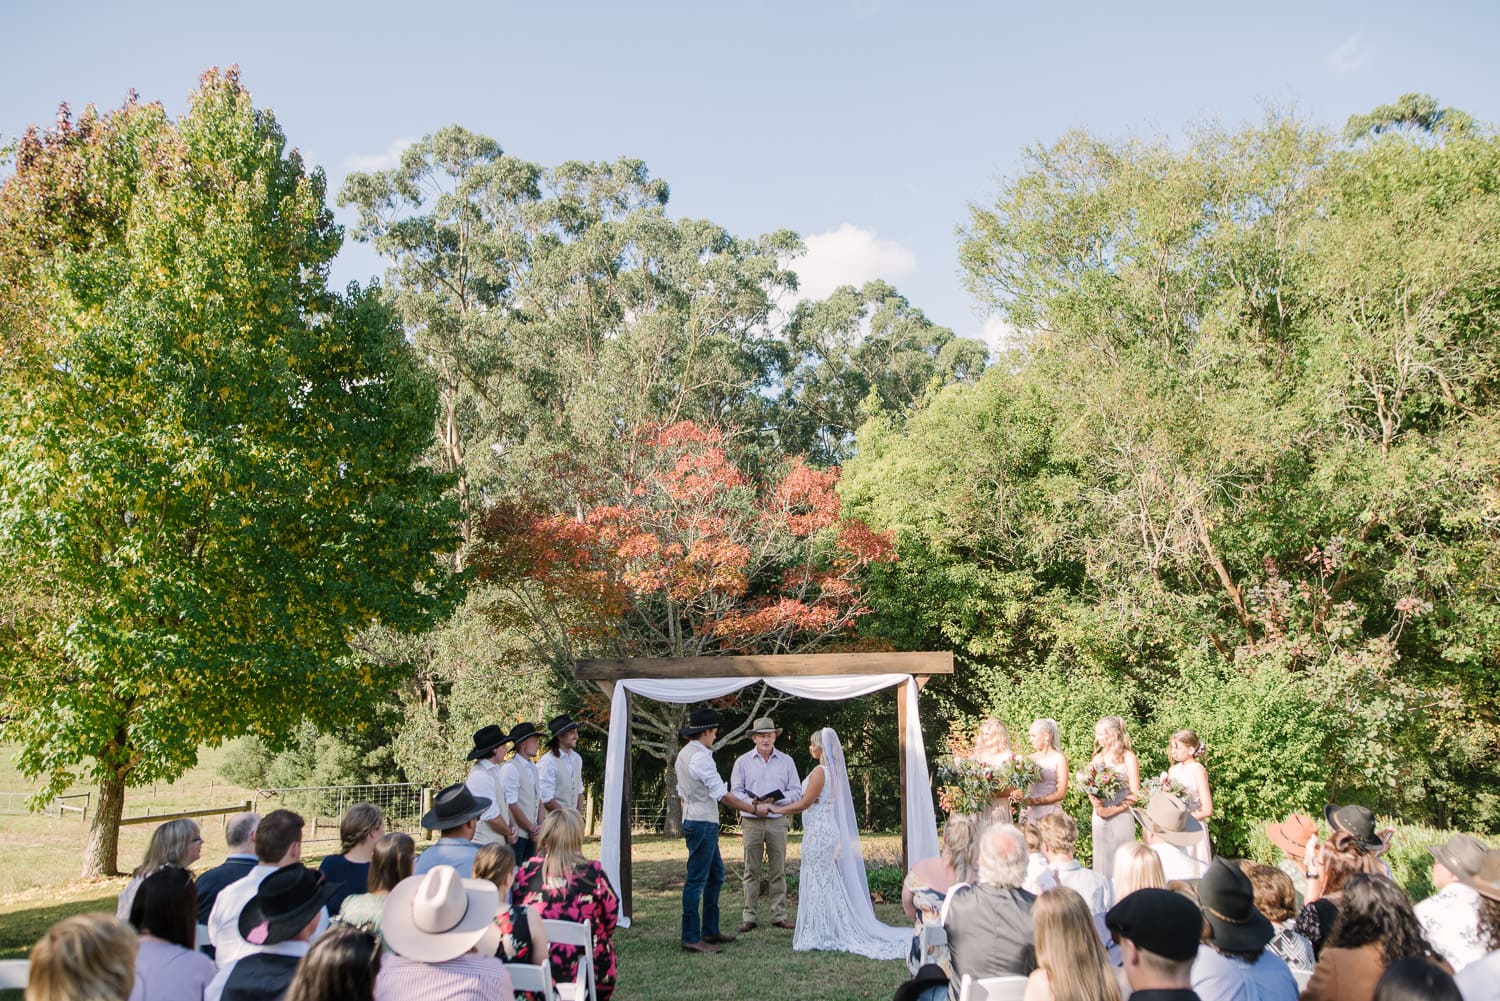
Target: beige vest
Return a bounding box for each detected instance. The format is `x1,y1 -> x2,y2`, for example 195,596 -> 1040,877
512,757 -> 539,827
675,740 -> 721,823
551,750 -> 582,808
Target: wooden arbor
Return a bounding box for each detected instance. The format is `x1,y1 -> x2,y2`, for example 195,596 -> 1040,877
574,650 -> 952,915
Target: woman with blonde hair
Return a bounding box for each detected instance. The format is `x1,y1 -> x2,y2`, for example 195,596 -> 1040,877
1088,716 -> 1140,882
515,808 -> 619,1000
1166,729 -> 1213,864
1111,842 -> 1167,898
115,818 -> 203,921
27,911 -> 137,1001
1023,886 -> 1123,1001
317,802 -> 384,916
901,812 -> 978,972
967,718 -> 1019,830
1018,718 -> 1069,823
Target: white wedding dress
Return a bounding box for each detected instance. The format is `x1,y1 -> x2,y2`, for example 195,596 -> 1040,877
793,727 -> 910,960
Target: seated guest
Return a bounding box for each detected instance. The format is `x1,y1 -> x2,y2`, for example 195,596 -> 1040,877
196,813 -> 260,927
207,864 -> 334,1001
1415,835 -> 1489,974
127,866 -> 217,1001
473,842 -> 549,965
118,818 -> 204,921
1297,832 -> 1383,957
334,832 -> 414,940
1135,795 -> 1208,881
1265,814 -> 1319,907
1326,806 -> 1393,873
903,812 -> 977,972
1024,886 -> 1122,1001
413,784 -> 491,879
515,808 -> 619,1001
284,925 -> 380,1001
375,866 -> 512,1001
29,912 -> 137,1001
943,824 -> 1038,998
317,803 -> 384,917
1454,849 -> 1500,1001
1239,862 -> 1314,971
1107,888 -> 1205,1001
1115,843 -> 1169,898
894,964 -> 954,1001
209,810 -> 326,968
1375,958 -> 1463,1001
1190,857 -> 1298,1001
1022,822 -> 1059,896
1303,873 -> 1449,1001
1036,813 -> 1114,956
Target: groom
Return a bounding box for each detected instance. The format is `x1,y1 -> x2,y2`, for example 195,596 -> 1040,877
675,707 -> 769,954
730,716 -> 800,932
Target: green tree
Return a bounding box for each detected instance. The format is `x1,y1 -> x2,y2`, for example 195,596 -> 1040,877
0,71 -> 460,876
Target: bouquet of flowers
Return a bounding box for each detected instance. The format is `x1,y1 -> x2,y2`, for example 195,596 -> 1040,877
936,755 -> 1007,815
1007,756 -> 1043,796
1138,773 -> 1187,806
1073,760 -> 1123,802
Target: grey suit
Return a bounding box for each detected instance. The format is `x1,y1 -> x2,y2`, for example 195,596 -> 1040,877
943,883 -> 1037,998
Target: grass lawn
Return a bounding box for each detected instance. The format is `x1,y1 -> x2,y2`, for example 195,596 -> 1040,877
0,828 -> 913,1000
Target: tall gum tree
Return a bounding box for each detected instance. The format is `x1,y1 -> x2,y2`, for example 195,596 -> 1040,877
0,71 -> 461,876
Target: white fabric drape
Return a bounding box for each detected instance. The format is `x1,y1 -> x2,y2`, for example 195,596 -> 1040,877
598,673 -> 939,926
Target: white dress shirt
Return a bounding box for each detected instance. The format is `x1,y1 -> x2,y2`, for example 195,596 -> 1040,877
208,864 -> 328,968
1416,881 -> 1486,973
464,759 -> 506,845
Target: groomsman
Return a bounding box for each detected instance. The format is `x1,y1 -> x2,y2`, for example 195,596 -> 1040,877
730,716 -> 800,932
464,725 -> 518,849
500,721 -> 544,866
539,713 -> 585,815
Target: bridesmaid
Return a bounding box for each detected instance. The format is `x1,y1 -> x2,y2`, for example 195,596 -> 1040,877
1166,729 -> 1213,864
1088,715 -> 1140,882
1016,718 -> 1069,822
968,718 -> 1018,831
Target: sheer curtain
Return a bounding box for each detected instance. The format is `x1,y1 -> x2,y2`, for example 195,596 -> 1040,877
597,674 -> 939,926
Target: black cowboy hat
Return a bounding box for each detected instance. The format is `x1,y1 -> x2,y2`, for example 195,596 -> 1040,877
679,707 -> 720,739
546,714 -> 580,743
1325,803 -> 1388,852
893,964 -> 951,1001
1199,856 -> 1274,952
507,721 -> 543,746
238,864 -> 335,946
466,725 -> 511,761
421,782 -> 492,831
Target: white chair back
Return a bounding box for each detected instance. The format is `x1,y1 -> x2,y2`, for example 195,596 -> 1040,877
0,959 -> 29,990
541,917 -> 596,1001
958,973 -> 1029,1001
506,960 -> 556,998
195,922 -> 210,952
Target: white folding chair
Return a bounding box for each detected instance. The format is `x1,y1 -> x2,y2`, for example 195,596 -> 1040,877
1293,968 -> 1314,992
958,973 -> 1029,1001
542,918 -> 596,1001
195,922 -> 210,952
0,959 -> 29,990
506,960 -> 556,999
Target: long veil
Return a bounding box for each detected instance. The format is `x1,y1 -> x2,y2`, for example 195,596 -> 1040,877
819,726 -> 914,949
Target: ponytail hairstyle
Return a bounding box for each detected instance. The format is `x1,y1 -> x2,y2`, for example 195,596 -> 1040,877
1171,729 -> 1206,760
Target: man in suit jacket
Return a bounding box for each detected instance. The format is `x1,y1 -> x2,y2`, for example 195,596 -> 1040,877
195,813 -> 261,928
943,824 -> 1037,998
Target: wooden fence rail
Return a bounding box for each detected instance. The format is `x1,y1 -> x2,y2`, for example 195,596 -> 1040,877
119,800 -> 252,826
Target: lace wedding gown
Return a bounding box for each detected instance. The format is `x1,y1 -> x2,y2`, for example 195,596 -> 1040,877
793,729 -> 910,960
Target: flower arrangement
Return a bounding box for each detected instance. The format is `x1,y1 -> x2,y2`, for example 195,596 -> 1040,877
1139,772 -> 1187,806
936,755 -> 1007,815
1008,756 -> 1043,795
1074,760 -> 1123,801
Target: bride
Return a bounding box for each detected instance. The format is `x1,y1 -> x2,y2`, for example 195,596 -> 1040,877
773,727 -> 910,960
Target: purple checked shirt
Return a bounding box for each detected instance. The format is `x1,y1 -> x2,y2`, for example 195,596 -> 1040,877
730,747 -> 801,820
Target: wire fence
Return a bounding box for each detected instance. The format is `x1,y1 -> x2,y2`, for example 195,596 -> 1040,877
253,784 -> 426,842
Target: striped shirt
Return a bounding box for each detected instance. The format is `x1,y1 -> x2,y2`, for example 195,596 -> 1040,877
373,952 -> 512,1001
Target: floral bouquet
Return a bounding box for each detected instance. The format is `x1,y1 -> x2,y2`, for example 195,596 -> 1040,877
1007,756 -> 1043,796
1073,760 -> 1123,802
1138,773 -> 1187,806
936,755 -> 1007,815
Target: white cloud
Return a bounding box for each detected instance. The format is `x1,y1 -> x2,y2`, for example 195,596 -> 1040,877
344,137 -> 415,173
1327,33 -> 1371,77
789,223 -> 917,303
980,314 -> 1021,355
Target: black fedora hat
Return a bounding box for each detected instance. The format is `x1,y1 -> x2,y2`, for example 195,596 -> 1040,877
679,707 -> 720,738
893,964 -> 951,1001
546,714 -> 580,743
507,721 -> 543,746
1199,856 -> 1273,952
466,725 -> 511,761
238,864 -> 335,945
1325,803 -> 1387,852
421,782 -> 491,831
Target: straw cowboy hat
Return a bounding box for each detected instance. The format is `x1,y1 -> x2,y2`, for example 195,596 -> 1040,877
749,717 -> 782,735
1132,793 -> 1203,848
382,866 -> 500,963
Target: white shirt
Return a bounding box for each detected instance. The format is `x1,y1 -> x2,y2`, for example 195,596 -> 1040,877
1151,841 -> 1209,881
464,759 -> 506,845
1416,881 -> 1486,973
1023,853 -> 1058,896
208,864 -> 328,968
499,756 -> 540,831
1456,950 -> 1500,1001
205,939 -> 309,1001
538,749 -> 583,808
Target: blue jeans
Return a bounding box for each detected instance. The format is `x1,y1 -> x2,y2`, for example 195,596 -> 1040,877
681,820 -> 723,944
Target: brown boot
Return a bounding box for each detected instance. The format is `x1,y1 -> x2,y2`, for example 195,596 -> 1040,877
736,921 -> 757,933
681,940 -> 722,954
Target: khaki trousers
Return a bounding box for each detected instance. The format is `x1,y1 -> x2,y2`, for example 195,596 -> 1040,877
740,815 -> 789,923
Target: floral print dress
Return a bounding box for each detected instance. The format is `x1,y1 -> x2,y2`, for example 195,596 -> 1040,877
515,856 -> 620,1001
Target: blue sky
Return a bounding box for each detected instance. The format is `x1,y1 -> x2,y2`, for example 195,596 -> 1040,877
4,0 -> 1498,350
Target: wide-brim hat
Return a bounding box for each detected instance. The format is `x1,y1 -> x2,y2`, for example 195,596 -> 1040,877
381,865 -> 500,963
238,864 -> 335,946
893,964 -> 951,1001
1133,793 -> 1203,848
421,782 -> 491,831
1199,856 -> 1274,952
546,714 -> 580,743
466,724 -> 511,761
507,721 -> 542,746
1459,849 -> 1500,902
1266,813 -> 1318,861
749,716 -> 782,735
1430,834 -> 1489,880
679,707 -> 720,738
1325,804 -> 1386,852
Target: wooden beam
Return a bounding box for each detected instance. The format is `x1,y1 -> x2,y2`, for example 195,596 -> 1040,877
574,651 -> 953,681
120,801 -> 252,826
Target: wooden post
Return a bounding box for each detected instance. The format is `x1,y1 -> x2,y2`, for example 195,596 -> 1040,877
897,681 -> 909,872
620,691 -> 634,915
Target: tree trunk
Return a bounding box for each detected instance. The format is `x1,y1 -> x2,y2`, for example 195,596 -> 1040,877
663,759 -> 683,837
83,771 -> 128,878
